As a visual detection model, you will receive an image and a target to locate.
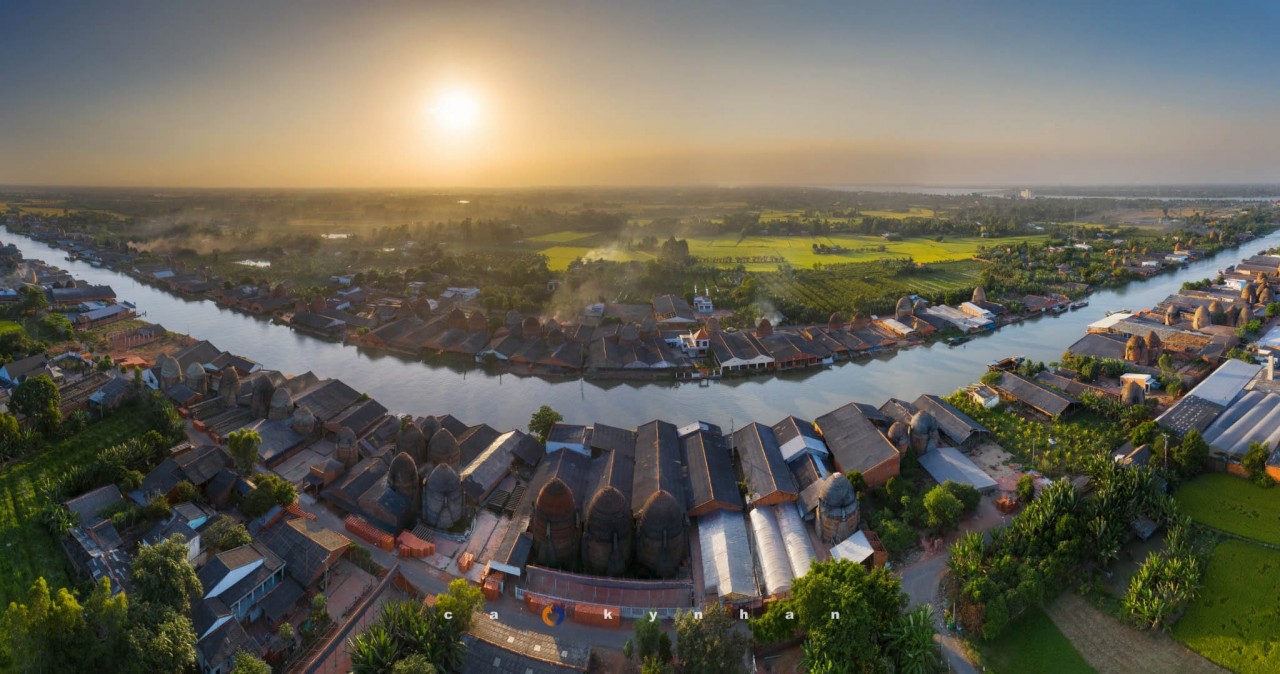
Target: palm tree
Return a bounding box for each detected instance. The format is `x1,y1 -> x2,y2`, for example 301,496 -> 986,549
889,605 -> 941,674
350,626 -> 401,674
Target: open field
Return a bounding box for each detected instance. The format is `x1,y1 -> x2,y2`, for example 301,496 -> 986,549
0,414 -> 155,606
1173,540 -> 1280,673
512,228 -> 1045,271
1175,473 -> 1280,546
1047,592 -> 1225,674
755,259 -> 986,317
977,606 -> 1093,674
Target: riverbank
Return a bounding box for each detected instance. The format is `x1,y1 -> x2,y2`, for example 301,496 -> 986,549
8,226 -> 1280,430
16,222 -> 1275,390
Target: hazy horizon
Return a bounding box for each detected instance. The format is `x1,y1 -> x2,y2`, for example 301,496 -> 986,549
4,1 -> 1279,189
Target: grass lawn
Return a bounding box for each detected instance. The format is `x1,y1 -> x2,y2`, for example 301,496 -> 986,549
0,413 -> 155,606
1173,540 -> 1280,673
977,607 -> 1094,674
1175,473 -> 1280,546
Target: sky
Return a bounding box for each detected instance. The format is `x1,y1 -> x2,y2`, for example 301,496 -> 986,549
2,0 -> 1279,188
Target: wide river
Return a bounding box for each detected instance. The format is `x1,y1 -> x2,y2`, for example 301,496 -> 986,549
9,227 -> 1279,430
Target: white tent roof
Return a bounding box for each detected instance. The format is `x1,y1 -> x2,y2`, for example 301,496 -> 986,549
749,506 -> 794,597
1183,359 -> 1262,408
697,510 -> 758,602
830,530 -> 874,565
773,504 -> 816,579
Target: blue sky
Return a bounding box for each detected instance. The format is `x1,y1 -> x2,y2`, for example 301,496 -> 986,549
2,0 -> 1278,187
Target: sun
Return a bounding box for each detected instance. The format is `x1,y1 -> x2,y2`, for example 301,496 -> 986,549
429,89 -> 482,134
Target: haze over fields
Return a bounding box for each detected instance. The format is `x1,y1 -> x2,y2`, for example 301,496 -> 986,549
3,1 -> 1280,188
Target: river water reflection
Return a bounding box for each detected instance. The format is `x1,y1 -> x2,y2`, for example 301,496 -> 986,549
10,227 -> 1279,431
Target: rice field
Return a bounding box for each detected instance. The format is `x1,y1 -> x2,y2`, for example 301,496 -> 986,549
755,259 -> 987,315
1172,540 -> 1280,673
1175,473 -> 1280,546
978,606 -> 1094,673
0,414 -> 155,606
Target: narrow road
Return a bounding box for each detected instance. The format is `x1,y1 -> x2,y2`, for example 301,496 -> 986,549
899,498 -> 1011,673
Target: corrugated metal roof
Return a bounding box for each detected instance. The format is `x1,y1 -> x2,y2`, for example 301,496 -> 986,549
697,510 -> 757,602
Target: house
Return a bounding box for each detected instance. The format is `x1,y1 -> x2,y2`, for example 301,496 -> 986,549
1120,373 -> 1158,393
197,542 -> 286,623
992,371 -> 1078,418
770,416 -> 829,462
47,284 -> 115,309
0,353 -> 54,386
196,617 -> 263,674
693,295 -> 714,314
652,294 -> 696,325
75,303 -> 134,329
708,330 -> 773,372
64,484 -> 124,525
967,385 -> 1000,409
814,404 -> 901,488
263,517 -> 351,587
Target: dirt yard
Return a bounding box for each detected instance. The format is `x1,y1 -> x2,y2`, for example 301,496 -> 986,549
1046,593 -> 1227,674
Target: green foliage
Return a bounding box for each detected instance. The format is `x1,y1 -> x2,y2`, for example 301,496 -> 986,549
391,653 -> 437,674
1016,475 -> 1036,503
11,375 -> 60,433
1267,302 -> 1280,318
172,479 -> 201,504
674,603 -> 751,674
979,370 -> 1002,387
948,464 -> 1168,639
871,517 -> 917,559
123,603 -> 197,674
1129,420 -> 1158,448
240,473 -> 298,518
227,428 -> 262,476
1122,518 -> 1205,630
434,578 -> 484,633
206,515 -> 252,552
976,606 -> 1090,674
130,535 -> 202,614
1242,441 -> 1274,483
752,560 -> 922,673
527,405 -> 563,444
141,494 -> 171,523
348,599 -> 467,674
1,577 -> 129,674
633,615 -> 669,663
230,651 -> 272,674
888,605 -> 944,674
1172,430 -> 1210,478
942,480 -> 981,513
922,485 -> 964,533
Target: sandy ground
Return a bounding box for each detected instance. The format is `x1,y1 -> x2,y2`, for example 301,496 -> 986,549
1047,593 -> 1227,674
967,441 -> 1021,483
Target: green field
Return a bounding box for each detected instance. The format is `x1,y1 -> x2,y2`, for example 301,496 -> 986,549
515,228 -> 1045,271
978,607 -> 1094,674
0,321 -> 23,337
1173,540 -> 1280,673
1175,473 -> 1280,546
756,259 -> 987,317
0,414 -> 154,606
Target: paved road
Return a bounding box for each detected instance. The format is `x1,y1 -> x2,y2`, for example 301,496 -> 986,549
899,498 -> 1011,674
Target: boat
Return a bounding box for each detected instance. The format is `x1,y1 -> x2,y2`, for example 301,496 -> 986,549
1050,304 -> 1068,314
1106,308 -> 1130,316
945,336 -> 970,346
1069,300 -> 1089,310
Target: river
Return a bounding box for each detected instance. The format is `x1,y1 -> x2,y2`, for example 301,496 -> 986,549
8,227 -> 1279,431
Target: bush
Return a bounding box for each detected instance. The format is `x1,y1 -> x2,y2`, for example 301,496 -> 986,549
1016,475 -> 1035,503
142,494 -> 171,523
943,480 -> 981,513
240,473 -> 298,518
872,517 -> 917,559
923,486 -> 964,533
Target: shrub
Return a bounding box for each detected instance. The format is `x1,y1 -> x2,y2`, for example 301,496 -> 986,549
943,480 -> 981,513
1016,475 -> 1035,503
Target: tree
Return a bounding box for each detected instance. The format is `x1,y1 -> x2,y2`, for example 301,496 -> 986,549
123,603 -> 197,674
241,473 -> 298,518
434,578 -> 484,633
227,428 -> 262,476
18,286 -> 48,318
942,480 -> 980,513
130,534 -> 202,614
206,515 -> 252,551
278,622 -> 295,649
675,603 -> 751,674
923,485 -> 964,533
0,412 -> 19,446
633,615 -> 671,663
12,374 -> 61,433
1016,474 -> 1035,503
1173,430 -> 1210,477
1130,421 -> 1158,448
230,651 -> 271,674
2,577 -> 88,673
753,560 -> 909,671
527,405 -> 563,443
1242,441 -> 1273,483
888,605 -> 943,674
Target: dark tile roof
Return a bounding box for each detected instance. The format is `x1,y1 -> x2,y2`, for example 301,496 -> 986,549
878,399 -> 915,426
732,423 -> 798,503
263,518 -> 350,586
814,404 -> 900,476
173,445 -> 230,486
192,597 -> 230,640
3,353 -> 49,380
682,429 -> 742,514
547,423 -> 590,446
912,394 -> 989,446
197,618 -> 261,671
995,372 -> 1078,417
328,398 -> 388,437
172,340 -> 223,371
139,458 -> 183,500
771,416 -> 821,447
1157,394 -> 1226,436
257,577 -> 305,625
530,448 -> 593,509
456,424 -> 503,466
1066,332 -> 1129,360
589,424 -> 636,457
294,378 -> 361,420
632,420 -> 684,513
64,484 -> 123,524
436,413 -> 470,437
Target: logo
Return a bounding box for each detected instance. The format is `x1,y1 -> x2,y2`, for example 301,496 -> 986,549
541,604 -> 565,627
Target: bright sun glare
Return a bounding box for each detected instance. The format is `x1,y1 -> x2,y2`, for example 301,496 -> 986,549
429,90 -> 482,134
